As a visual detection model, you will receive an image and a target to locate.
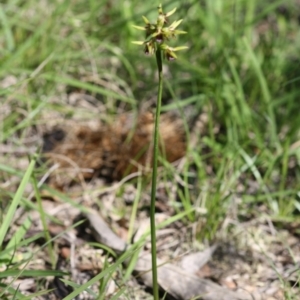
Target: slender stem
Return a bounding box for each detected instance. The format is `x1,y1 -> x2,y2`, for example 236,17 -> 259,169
150,48 -> 163,300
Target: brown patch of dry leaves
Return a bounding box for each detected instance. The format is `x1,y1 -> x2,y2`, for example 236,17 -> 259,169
44,111 -> 186,188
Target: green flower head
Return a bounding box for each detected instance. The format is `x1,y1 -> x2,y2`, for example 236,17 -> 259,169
132,4 -> 187,61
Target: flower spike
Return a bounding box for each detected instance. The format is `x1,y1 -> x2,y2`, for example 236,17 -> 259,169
132,3 -> 187,61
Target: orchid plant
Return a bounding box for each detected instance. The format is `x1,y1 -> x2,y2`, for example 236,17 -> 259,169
133,4 -> 187,299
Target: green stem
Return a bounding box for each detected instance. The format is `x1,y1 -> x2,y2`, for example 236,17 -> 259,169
150,48 -> 163,300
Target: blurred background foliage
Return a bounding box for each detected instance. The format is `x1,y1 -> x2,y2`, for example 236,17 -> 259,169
1,0 -> 300,237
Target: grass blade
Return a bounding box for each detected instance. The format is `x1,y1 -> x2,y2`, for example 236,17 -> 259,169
0,154 -> 37,247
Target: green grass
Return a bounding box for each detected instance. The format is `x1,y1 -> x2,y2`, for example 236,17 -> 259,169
1,0 -> 300,298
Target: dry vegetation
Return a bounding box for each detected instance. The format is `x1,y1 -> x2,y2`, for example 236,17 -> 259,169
44,110 -> 186,188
